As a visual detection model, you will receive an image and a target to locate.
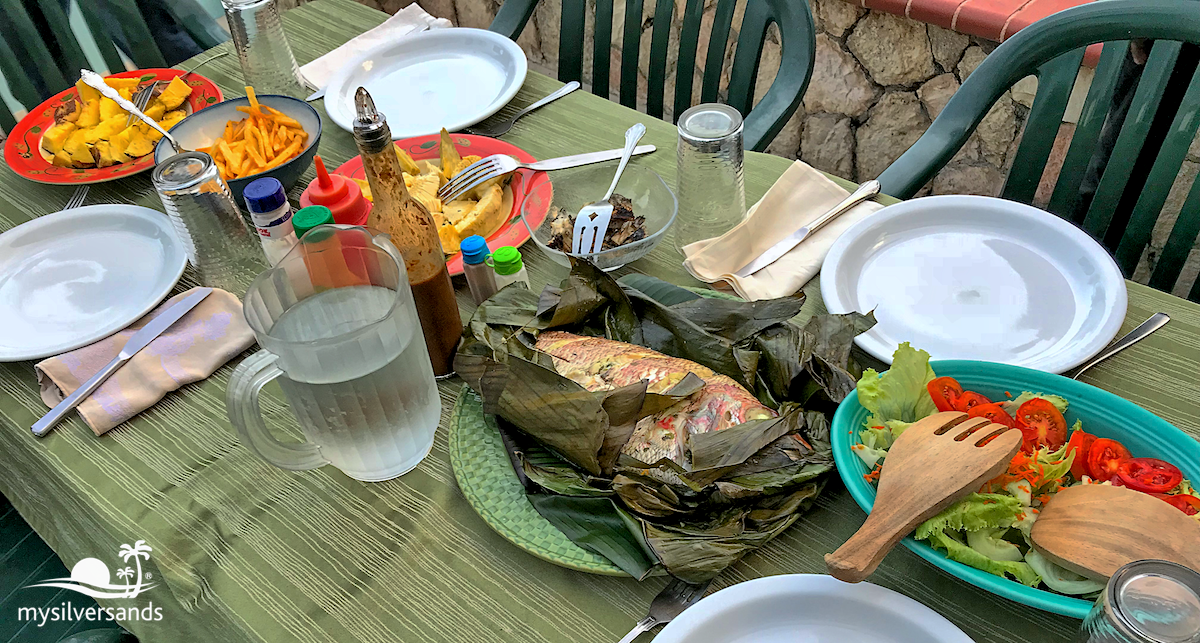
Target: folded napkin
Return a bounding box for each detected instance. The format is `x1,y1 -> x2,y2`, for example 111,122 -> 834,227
683,161 -> 885,301
35,288 -> 255,436
299,4 -> 453,91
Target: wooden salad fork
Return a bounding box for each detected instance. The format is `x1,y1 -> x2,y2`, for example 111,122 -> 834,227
826,411 -> 1022,583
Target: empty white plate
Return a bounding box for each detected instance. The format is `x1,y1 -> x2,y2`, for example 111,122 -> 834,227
820,196 -> 1126,374
654,575 -> 974,643
0,205 -> 186,361
323,28 -> 528,138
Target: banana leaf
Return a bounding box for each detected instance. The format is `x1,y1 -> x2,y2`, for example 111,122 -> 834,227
454,258 -> 872,581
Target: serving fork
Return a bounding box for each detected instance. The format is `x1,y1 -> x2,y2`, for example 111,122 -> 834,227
616,577 -> 711,643
437,144 -> 657,203
465,81 -> 580,137
125,50 -> 230,127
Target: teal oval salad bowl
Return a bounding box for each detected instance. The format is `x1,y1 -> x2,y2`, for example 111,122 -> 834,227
830,358 -> 1200,619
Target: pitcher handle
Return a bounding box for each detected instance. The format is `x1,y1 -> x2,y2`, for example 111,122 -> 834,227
227,350 -> 329,471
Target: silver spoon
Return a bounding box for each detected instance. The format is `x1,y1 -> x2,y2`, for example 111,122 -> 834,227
1070,312 -> 1170,380
80,69 -> 184,154
466,81 -> 581,137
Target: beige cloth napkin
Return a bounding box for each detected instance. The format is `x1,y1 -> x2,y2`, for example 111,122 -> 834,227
35,288 -> 255,436
683,161 -> 885,301
299,4 -> 453,91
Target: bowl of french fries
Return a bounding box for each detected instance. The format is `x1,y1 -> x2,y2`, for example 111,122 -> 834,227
153,88 -> 320,207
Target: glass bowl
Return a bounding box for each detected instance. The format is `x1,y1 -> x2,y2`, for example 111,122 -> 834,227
520,162 -> 677,270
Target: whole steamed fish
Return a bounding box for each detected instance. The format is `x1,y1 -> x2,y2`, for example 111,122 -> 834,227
535,331 -> 775,467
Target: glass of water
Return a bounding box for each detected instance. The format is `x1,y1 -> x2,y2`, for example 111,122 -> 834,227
227,225 -> 442,482
221,0 -> 307,96
674,103 -> 746,253
1076,560 -> 1200,643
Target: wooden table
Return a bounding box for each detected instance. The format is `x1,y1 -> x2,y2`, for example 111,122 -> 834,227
1,1 -> 1198,641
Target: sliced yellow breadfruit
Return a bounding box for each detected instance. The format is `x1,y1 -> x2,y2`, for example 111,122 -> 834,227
159,110 -> 186,131
143,99 -> 166,121
394,147 -> 421,175
351,177 -> 372,201
104,77 -> 140,91
95,140 -> 128,168
64,133 -> 94,165
438,224 -> 460,254
442,201 -> 473,226
109,127 -> 134,157
454,184 -> 505,238
439,128 -> 462,181
157,76 -> 192,110
75,80 -> 100,104
407,172 -> 442,213
88,116 -> 127,143
41,122 -> 76,155
99,97 -> 125,121
118,87 -> 134,101
77,98 -> 101,128
52,149 -> 74,167
125,130 -> 155,158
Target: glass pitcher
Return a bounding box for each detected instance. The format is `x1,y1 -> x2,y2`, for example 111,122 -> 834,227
227,225 -> 441,482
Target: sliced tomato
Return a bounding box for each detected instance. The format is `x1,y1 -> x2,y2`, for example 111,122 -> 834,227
1117,458 -> 1183,493
1014,398 -> 1068,452
952,391 -> 992,413
967,403 -> 1018,428
1065,428 -> 1097,480
1154,493 -> 1200,516
1085,438 -> 1131,480
927,377 -> 964,412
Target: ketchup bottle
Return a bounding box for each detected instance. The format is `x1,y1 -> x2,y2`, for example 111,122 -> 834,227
300,155 -> 372,226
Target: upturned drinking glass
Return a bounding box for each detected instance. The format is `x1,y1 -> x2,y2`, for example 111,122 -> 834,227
221,0 -> 307,96
674,103 -> 746,253
1075,560 -> 1200,643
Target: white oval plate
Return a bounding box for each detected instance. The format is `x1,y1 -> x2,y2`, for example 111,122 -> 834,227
820,195 -> 1126,374
324,28 -> 528,138
655,575 -> 975,643
0,205 -> 186,361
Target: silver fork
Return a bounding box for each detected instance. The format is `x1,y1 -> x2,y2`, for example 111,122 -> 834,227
617,578 -> 711,643
464,81 -> 580,138
64,185 -> 89,210
573,123 -> 646,254
125,80 -> 160,128
437,144 -> 658,203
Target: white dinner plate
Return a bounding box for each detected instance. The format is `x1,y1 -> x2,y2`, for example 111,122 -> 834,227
654,575 -> 975,643
820,195 -> 1126,374
0,205 -> 186,361
323,28 -> 528,138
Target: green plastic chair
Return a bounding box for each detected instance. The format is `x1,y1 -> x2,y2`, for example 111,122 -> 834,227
489,0 -> 816,151
877,0 -> 1200,301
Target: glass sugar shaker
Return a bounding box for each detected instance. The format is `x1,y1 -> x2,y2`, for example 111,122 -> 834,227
1075,560 -> 1200,643
674,103 -> 746,254
153,152 -> 266,294
221,0 -> 307,97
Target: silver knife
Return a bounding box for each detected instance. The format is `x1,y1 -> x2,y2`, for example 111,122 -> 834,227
32,288 -> 214,437
525,145 -> 656,171
734,180 -> 881,278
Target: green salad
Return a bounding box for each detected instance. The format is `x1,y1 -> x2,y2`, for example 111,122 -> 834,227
852,344 -> 1200,596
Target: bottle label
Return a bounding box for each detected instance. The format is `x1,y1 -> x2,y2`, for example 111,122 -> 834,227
251,208 -> 295,240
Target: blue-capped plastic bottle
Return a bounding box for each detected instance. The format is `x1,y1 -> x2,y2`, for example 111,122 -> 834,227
243,177 -> 297,266
461,235 -> 497,305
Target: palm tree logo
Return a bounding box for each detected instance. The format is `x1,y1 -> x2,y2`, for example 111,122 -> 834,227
118,540 -> 152,598
116,567 -> 134,591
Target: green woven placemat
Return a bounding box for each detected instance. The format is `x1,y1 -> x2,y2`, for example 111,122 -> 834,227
448,386 -> 628,576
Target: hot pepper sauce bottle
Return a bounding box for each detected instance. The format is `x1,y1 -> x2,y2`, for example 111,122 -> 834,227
352,87 -> 461,376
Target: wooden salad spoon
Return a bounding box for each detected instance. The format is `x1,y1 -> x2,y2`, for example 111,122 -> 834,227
1031,483 -> 1200,579
826,411 -> 1022,583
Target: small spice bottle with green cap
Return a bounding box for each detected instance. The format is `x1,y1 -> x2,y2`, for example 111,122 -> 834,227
489,245 -> 530,291
292,205 -> 335,239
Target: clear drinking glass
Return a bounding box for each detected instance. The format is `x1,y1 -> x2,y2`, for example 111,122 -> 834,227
153,152 -> 265,294
1076,560 -> 1200,643
221,0 -> 307,96
227,225 -> 441,482
674,103 -> 746,253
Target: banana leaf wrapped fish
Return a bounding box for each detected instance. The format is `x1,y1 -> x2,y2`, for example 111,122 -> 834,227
535,331 -> 775,467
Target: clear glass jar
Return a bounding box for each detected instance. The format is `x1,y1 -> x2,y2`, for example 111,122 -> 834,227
153,152 -> 265,294
674,103 -> 746,253
1076,560 -> 1200,643
221,0 -> 306,97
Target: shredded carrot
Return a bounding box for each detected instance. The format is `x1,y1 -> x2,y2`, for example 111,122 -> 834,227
864,465 -> 882,483
1005,390 -> 1012,398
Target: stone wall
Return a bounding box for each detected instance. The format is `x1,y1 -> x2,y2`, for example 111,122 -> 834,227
324,0 -> 1199,295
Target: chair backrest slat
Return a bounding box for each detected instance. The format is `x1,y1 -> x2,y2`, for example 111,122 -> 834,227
726,0 -> 772,117
1151,170 -> 1200,299
700,0 -> 738,104
1081,41 -> 1183,243
1001,49 -> 1087,204
1115,62 -> 1200,275
592,0 -> 614,98
559,0 -> 586,85
104,0 -> 167,69
0,0 -> 69,95
35,0 -> 89,76
76,0 -> 126,75
645,0 -> 675,118
0,22 -> 45,109
619,0 -> 643,108
673,0 -> 707,118
1046,41 -> 1130,221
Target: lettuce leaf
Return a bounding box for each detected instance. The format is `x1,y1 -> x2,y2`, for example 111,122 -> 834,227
1001,392 -> 1069,416
966,527 -> 1024,562
915,493 -> 1024,540
925,529 -> 1041,586
1025,550 -> 1105,595
856,343 -> 938,427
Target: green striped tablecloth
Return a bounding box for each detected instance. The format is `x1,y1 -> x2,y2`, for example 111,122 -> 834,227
1,1 -> 1198,641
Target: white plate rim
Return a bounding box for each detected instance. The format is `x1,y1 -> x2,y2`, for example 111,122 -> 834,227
323,28 -> 529,138
820,195 -> 1127,374
0,204 -> 186,362
654,574 -> 975,643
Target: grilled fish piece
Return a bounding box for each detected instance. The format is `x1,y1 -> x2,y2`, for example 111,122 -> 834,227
535,331 -> 775,467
